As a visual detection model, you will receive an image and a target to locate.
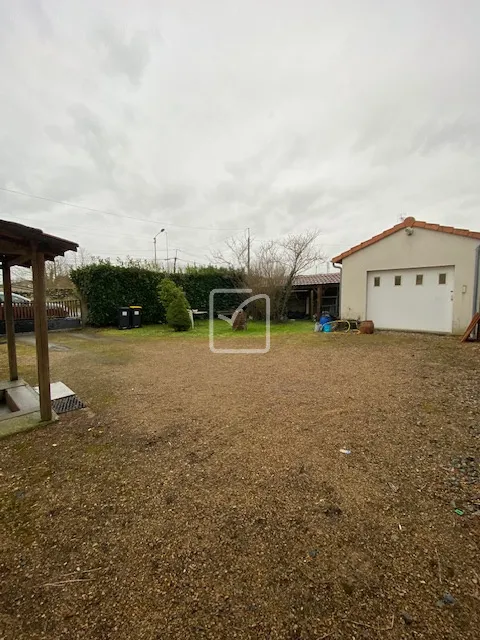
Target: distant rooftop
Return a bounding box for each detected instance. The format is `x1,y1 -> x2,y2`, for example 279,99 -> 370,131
292,272 -> 340,287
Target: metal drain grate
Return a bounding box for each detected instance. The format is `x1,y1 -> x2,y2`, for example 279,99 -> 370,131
52,394 -> 86,414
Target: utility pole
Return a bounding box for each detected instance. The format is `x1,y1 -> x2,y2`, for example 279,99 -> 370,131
247,227 -> 251,276
153,228 -> 168,269
173,249 -> 178,273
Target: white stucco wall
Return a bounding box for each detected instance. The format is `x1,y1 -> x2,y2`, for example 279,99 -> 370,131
338,228 -> 480,334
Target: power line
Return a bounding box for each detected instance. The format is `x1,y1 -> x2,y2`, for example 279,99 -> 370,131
0,215 -> 155,242
1,215 -> 248,254
177,248 -> 210,259
0,186 -> 245,231
56,247 -> 214,261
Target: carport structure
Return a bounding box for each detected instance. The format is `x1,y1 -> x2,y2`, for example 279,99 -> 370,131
1,220 -> 77,422
289,272 -> 341,319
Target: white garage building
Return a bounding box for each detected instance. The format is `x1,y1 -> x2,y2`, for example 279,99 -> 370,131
332,217 -> 480,334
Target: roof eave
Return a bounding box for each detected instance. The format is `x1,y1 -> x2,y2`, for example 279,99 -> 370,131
330,217 -> 480,264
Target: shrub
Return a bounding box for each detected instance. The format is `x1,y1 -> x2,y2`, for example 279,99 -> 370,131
166,292 -> 191,331
158,278 -> 182,315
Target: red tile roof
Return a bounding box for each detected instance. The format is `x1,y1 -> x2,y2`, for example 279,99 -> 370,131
292,272 -> 340,286
331,217 -> 480,264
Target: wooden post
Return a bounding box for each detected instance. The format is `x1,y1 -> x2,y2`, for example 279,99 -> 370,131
2,262 -> 18,381
316,285 -> 322,319
310,289 -> 314,319
32,251 -> 52,421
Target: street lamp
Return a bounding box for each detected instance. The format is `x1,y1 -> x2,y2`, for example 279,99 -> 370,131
153,228 -> 169,268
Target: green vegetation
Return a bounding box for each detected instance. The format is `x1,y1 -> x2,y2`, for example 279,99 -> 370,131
158,278 -> 182,315
166,292 -> 192,332
71,263 -> 161,326
71,263 -> 242,327
100,319 -> 313,339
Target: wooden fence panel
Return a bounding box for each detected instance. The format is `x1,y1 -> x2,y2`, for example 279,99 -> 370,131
0,299 -> 82,321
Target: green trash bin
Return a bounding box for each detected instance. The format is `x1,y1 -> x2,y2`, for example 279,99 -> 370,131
130,305 -> 142,328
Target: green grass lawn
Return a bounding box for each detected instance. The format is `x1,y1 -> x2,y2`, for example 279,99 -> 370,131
100,318 -> 314,340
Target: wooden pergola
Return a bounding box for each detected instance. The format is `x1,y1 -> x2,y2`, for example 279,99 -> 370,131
1,220 -> 78,421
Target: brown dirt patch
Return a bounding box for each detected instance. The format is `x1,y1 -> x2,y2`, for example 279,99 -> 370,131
1,331 -> 479,639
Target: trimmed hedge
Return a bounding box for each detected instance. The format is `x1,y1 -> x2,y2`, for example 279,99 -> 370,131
170,266 -> 243,313
71,263 -> 243,327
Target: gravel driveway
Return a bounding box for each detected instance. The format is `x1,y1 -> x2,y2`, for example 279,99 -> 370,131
1,330 -> 479,639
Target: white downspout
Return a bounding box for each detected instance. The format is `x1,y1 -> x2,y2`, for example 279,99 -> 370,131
473,245 -> 480,315
333,262 -> 342,317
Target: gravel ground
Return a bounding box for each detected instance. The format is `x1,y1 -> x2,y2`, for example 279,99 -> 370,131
0,330 -> 479,639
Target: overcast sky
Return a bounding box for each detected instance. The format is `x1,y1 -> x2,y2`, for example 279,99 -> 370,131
1,0 -> 479,270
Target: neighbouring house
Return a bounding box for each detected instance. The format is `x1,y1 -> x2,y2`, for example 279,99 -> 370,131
288,273 -> 340,319
332,217 -> 480,334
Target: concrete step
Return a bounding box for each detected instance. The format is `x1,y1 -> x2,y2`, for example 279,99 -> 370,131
6,385 -> 40,413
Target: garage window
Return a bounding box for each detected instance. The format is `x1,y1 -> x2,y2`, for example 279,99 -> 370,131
438,273 -> 447,285
394,275 -> 402,286
416,274 -> 423,285
374,276 -> 381,287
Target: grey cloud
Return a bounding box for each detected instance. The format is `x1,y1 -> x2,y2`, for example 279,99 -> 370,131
224,134 -> 311,184
212,180 -> 265,209
67,104 -> 116,177
352,107 -> 396,156
93,25 -> 151,86
413,117 -> 480,155
45,104 -> 130,184
459,195 -> 480,211
213,125 -> 373,223
43,166 -> 106,202
266,185 -> 372,236
158,185 -> 196,210
0,165 -> 106,217
282,187 -> 325,216
25,0 -> 53,38
104,175 -> 199,233
1,0 -> 480,263
215,134 -> 321,215
44,125 -> 65,145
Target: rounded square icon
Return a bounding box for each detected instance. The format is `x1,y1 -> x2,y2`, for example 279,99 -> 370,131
209,289 -> 270,354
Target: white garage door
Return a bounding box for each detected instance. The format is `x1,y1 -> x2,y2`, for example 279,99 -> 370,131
366,266 -> 454,333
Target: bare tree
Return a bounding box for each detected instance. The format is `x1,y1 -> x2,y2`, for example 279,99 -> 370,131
45,255 -> 70,288
71,247 -> 94,269
245,240 -> 286,319
211,235 -> 250,271
277,230 -> 324,320
215,230 -> 325,321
